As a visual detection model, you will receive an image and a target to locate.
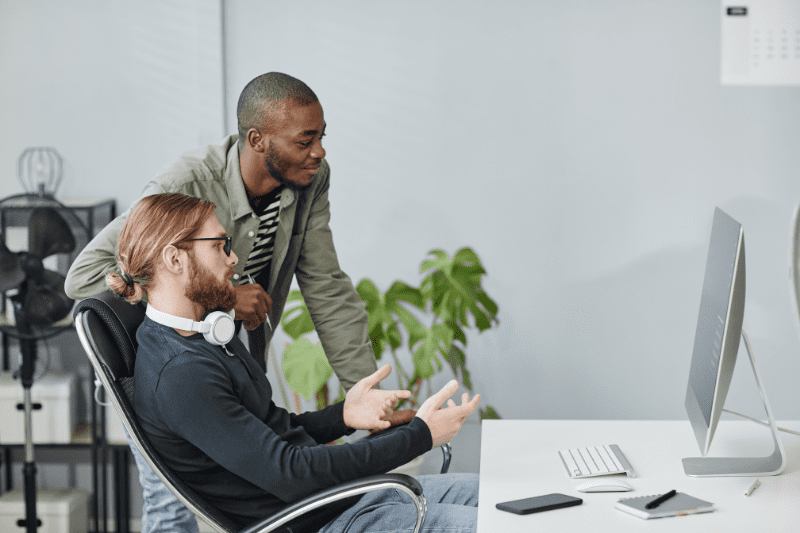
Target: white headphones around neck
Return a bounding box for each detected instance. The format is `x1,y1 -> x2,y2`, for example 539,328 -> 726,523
146,305 -> 236,346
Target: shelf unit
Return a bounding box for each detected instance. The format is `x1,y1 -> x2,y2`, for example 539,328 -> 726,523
0,198 -> 126,533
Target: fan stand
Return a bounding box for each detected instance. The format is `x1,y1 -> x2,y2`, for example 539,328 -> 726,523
18,329 -> 41,533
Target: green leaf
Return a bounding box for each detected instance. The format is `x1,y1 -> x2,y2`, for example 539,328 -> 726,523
280,290 -> 315,340
443,344 -> 472,390
411,323 -> 453,379
420,247 -> 499,332
479,405 -> 502,420
283,338 -> 332,400
357,278 -> 424,359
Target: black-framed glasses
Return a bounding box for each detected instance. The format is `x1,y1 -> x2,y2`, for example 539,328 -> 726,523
186,236 -> 232,256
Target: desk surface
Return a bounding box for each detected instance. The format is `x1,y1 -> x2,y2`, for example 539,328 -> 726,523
478,420 -> 800,532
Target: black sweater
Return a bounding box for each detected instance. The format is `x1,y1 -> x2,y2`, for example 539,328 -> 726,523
134,316 -> 433,530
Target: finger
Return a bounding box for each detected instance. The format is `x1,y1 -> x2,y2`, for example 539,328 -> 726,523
419,380 -> 459,414
363,364 -> 392,388
392,389 -> 412,400
468,393 -> 481,412
461,392 -> 469,405
447,399 -> 456,408
432,380 -> 459,404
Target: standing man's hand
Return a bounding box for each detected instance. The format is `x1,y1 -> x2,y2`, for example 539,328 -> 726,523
344,364 -> 412,430
233,283 -> 272,330
415,380 -> 480,448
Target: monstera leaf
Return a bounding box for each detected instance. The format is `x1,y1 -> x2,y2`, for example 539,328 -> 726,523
357,279 -> 425,359
280,291 -> 315,340
411,323 -> 453,380
283,338 -> 332,400
420,247 -> 498,332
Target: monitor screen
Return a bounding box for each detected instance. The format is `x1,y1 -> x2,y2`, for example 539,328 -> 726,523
685,207 -> 745,456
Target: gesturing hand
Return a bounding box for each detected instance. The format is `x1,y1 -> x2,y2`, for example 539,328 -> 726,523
415,380 -> 480,448
343,364 -> 412,431
233,283 -> 272,330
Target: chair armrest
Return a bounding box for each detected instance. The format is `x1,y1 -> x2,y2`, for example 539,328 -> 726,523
239,474 -> 425,533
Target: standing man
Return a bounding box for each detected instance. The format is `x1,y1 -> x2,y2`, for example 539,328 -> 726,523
65,73 -> 409,532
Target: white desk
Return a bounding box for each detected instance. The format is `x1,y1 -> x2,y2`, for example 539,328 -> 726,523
478,420 -> 800,532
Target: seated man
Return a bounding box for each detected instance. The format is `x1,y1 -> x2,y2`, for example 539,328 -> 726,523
106,192 -> 480,533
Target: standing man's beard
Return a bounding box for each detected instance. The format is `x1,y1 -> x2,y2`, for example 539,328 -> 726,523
265,141 -> 314,192
185,256 -> 237,313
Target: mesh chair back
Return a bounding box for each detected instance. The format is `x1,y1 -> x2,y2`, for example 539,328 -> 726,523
73,293 -> 239,533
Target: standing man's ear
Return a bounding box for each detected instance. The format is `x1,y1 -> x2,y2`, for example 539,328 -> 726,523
247,128 -> 267,153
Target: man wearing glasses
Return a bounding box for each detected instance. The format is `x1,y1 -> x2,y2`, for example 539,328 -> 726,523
65,72 -> 410,532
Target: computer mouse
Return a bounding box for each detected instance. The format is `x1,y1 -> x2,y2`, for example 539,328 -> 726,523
576,480 -> 633,493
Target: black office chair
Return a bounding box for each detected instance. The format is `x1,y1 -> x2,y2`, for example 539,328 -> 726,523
73,292 -> 428,533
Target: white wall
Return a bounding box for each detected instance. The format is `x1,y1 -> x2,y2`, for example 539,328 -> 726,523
225,0 -> 800,433
0,0 -> 224,204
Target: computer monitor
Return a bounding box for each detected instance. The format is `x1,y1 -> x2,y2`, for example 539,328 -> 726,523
683,207 -> 786,477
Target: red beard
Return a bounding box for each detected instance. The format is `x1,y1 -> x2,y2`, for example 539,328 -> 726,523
185,255 -> 237,313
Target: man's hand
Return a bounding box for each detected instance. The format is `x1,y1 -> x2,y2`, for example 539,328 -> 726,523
368,408 -> 417,434
415,380 -> 480,448
343,364 -> 412,431
233,283 -> 272,330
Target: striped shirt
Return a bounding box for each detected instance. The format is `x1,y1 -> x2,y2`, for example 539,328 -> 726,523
243,186 -> 283,282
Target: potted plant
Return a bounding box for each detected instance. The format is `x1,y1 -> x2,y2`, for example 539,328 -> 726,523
277,247 -> 501,421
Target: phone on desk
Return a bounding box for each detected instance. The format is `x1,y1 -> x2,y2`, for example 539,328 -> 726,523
496,493 -> 583,515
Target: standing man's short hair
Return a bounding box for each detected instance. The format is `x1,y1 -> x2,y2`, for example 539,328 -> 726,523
236,72 -> 319,150
106,193 -> 216,304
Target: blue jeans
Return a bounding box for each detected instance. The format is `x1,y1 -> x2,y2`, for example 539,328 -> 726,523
318,473 -> 479,533
125,430 -> 199,533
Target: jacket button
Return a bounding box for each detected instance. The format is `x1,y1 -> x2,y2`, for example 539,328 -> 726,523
248,231 -> 255,237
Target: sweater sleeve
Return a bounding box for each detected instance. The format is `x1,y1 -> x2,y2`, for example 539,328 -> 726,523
156,352 -> 432,503
288,401 -> 355,445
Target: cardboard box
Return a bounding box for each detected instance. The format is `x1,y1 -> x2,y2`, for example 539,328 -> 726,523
105,405 -> 129,444
0,489 -> 88,533
0,372 -> 77,444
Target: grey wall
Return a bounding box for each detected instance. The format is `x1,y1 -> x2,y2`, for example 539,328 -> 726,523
225,0 -> 800,428
1,0 -> 800,511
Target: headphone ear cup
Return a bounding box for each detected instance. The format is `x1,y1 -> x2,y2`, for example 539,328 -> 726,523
203,311 -> 236,346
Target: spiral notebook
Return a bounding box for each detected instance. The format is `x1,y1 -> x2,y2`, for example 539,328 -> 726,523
616,492 -> 714,519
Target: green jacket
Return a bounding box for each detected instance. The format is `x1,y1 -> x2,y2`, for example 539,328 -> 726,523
64,135 -> 377,390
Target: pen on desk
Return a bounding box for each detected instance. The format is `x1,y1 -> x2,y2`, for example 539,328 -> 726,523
247,274 -> 272,331
644,489 -> 677,509
744,479 -> 761,497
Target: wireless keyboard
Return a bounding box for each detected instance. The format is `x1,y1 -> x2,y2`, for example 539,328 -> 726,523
558,444 -> 636,478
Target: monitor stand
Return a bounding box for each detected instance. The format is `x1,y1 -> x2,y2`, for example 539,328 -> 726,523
683,330 -> 786,477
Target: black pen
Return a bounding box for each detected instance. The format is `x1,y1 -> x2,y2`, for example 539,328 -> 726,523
645,490 -> 677,509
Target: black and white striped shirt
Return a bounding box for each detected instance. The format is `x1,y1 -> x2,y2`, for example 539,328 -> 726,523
243,186 -> 283,282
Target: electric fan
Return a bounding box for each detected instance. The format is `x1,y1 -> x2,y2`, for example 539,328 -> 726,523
0,193 -> 89,533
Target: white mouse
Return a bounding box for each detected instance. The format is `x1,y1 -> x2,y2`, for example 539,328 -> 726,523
576,480 -> 633,493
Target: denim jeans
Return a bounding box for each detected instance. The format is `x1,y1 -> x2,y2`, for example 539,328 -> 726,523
318,473 -> 479,533
125,429 -> 199,533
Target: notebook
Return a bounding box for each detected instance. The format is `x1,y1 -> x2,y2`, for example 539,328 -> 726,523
616,492 -> 714,519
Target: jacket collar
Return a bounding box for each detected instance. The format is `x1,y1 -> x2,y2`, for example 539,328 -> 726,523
224,135 -> 256,221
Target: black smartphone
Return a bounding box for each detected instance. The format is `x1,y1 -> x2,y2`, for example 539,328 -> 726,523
495,493 -> 583,515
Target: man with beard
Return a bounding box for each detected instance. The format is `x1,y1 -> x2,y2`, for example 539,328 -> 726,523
106,192 -> 480,533
65,73 -> 411,532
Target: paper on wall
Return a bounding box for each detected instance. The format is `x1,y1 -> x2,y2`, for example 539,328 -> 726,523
721,1 -> 800,85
